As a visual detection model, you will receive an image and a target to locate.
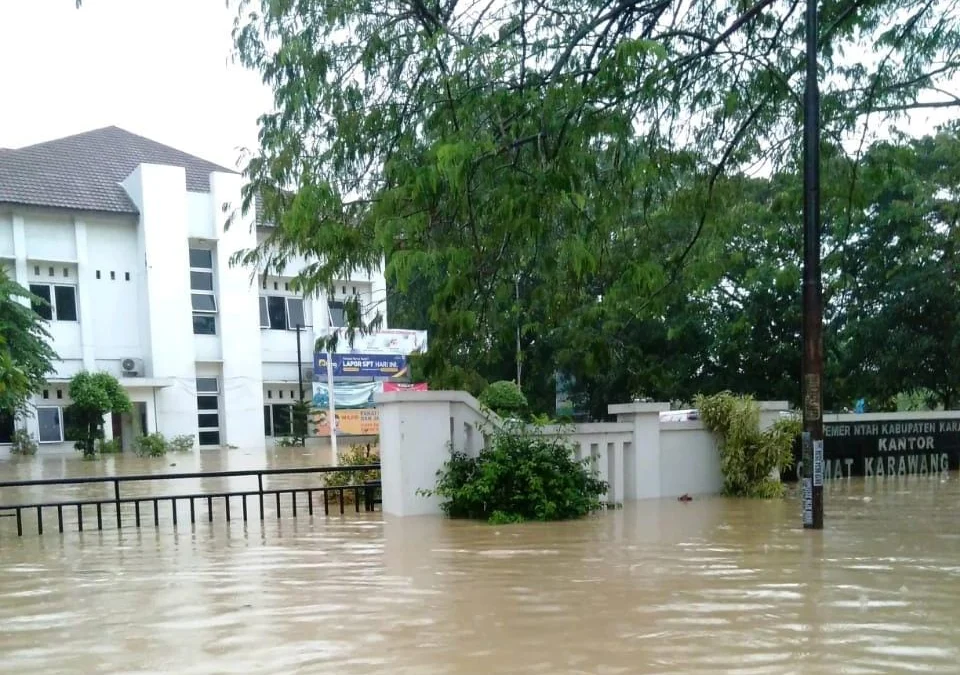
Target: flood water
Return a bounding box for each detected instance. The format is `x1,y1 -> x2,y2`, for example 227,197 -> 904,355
2,457 -> 960,674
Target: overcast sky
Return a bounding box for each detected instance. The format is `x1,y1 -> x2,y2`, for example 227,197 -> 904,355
0,0 -> 272,170
0,0 -> 954,174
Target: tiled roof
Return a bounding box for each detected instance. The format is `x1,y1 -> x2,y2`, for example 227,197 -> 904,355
0,126 -> 237,214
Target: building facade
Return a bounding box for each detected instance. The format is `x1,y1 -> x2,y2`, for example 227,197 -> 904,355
0,127 -> 387,454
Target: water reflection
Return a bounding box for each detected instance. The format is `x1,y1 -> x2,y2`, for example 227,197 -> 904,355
2,468 -> 960,673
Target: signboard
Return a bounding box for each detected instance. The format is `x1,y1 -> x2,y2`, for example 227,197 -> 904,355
790,417 -> 960,481
383,382 -> 428,392
311,408 -> 379,437
311,381 -> 378,409
314,353 -> 408,379
316,328 -> 428,356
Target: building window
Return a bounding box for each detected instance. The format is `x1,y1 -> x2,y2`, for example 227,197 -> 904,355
259,296 -> 305,330
30,284 -> 78,322
263,403 -> 294,437
196,377 -> 221,446
196,377 -> 218,394
0,411 -> 14,444
37,406 -> 64,443
189,248 -> 217,335
327,300 -> 346,328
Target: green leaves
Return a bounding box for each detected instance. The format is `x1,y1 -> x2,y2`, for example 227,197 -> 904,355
696,392 -> 797,498
425,423 -> 608,522
67,372 -> 132,458
478,381 -> 528,417
231,0 -> 960,416
0,269 -> 57,415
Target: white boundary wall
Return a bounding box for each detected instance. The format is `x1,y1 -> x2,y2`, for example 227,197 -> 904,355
375,391 -> 789,517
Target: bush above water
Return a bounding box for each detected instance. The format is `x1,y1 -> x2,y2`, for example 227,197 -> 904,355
695,392 -> 799,498
132,433 -> 195,457
324,443 -> 381,489
478,381 -> 528,418
422,424 -> 608,524
10,428 -> 38,456
96,438 -> 122,455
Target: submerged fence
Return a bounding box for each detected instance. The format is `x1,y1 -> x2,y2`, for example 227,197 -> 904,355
0,465 -> 381,538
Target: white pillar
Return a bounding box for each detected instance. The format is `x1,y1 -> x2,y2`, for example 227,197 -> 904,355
609,402 -> 670,500
11,214 -> 28,299
102,413 -> 113,441
12,214 -> 38,442
74,218 -> 96,370
210,172 -> 265,449
121,164 -> 198,439
376,392 -> 460,517
610,441 -> 625,503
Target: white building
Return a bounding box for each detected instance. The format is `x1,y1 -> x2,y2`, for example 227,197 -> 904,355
0,126 -> 387,454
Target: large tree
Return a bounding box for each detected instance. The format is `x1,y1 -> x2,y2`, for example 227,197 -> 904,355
832,127 -> 960,409
231,0 -> 960,415
0,269 -> 57,416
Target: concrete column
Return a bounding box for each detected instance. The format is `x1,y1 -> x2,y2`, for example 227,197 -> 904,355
210,172 -> 265,449
73,218 -> 96,370
377,392 -> 463,517
12,214 -> 38,442
11,214 -> 28,298
145,392 -> 158,434
121,165 -> 198,439
610,441 -> 625,503
102,413 -> 113,441
609,402 -> 670,500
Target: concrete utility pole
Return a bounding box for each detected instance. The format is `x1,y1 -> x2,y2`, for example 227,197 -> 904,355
801,0 -> 825,529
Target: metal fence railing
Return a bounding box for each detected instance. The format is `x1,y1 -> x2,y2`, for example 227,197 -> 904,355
0,465 -> 381,538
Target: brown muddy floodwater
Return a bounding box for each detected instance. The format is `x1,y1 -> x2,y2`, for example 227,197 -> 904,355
2,453 -> 960,674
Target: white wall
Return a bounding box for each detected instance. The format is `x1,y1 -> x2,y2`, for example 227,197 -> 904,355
186,191 -> 215,239
85,218 -> 142,368
122,164 -> 198,439
375,391 -> 793,517
211,171 -> 265,449
259,273 -> 314,381
23,215 -> 76,262
0,212 -> 14,258
659,422 -> 723,497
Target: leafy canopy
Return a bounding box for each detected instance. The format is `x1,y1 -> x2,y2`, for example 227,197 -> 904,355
0,269 -> 57,415
478,380 -> 528,417
67,372 -> 132,458
231,0 -> 960,412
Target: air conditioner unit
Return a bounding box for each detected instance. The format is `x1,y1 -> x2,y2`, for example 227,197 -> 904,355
120,357 -> 144,377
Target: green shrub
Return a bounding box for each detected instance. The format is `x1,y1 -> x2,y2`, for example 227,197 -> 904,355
133,433 -> 167,458
96,438 -> 122,454
323,443 -> 380,504
421,424 -> 607,523
325,443 -> 380,488
168,434 -> 195,452
275,436 -> 300,447
67,372 -> 132,458
478,380 -> 527,417
695,392 -> 799,498
10,428 -> 38,456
